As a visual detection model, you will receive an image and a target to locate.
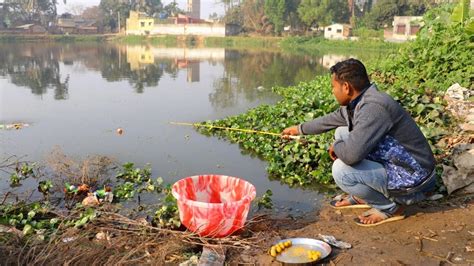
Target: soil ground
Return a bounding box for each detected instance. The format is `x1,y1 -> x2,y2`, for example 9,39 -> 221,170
229,195 -> 474,265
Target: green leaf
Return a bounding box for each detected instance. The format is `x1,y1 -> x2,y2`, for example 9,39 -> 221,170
451,0 -> 470,24
23,224 -> 33,236
415,103 -> 425,114
27,211 -> 36,220
466,18 -> 474,34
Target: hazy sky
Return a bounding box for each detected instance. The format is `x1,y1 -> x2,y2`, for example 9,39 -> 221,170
57,0 -> 225,19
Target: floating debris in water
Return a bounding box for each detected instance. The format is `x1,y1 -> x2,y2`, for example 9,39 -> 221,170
0,123 -> 30,130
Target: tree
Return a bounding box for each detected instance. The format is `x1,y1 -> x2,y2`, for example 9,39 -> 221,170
131,0 -> 162,17
285,0 -> 302,31
1,0 -> 59,27
81,6 -> 101,20
362,0 -> 435,29
264,0 -> 287,34
298,0 -> 349,29
223,5 -> 244,25
66,4 -> 85,16
99,0 -> 131,31
161,1 -> 182,17
240,0 -> 266,33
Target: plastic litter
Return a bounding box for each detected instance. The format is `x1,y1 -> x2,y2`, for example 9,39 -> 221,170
318,234 -> 352,249
82,193 -> 100,206
62,237 -> 77,243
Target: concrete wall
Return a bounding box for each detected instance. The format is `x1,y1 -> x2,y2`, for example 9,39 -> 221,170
126,23 -> 232,37
151,23 -> 226,37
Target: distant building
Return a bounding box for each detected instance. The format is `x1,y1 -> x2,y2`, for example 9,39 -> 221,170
15,24 -> 47,34
186,0 -> 201,19
384,16 -> 423,42
324,24 -> 352,40
125,11 -> 240,37
170,14 -> 206,24
56,16 -> 98,34
126,11 -> 155,35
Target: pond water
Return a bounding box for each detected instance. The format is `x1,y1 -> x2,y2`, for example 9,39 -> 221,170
0,42 -> 380,213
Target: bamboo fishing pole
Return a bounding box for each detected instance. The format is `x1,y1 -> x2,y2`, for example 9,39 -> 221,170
170,122 -> 300,140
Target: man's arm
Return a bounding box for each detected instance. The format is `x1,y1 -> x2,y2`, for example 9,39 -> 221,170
299,107 -> 347,135
332,103 -> 393,165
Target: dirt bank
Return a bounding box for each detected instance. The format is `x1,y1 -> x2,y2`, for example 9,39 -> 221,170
227,195 -> 474,265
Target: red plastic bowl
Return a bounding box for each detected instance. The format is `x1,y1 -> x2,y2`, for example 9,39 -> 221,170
172,174 -> 256,237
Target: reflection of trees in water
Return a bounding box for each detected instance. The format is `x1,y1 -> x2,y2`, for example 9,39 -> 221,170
0,44 -> 70,100
0,43 -> 181,97
209,50 -> 326,109
97,47 -> 179,94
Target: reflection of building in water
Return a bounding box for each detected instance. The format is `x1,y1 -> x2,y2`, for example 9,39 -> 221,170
174,59 -> 200,82
187,61 -> 200,82
320,55 -> 351,69
126,46 -> 155,70
126,46 -> 225,82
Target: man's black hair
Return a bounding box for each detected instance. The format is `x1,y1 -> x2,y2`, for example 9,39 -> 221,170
330,58 -> 370,91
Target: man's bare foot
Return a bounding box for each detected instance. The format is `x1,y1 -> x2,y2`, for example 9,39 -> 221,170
357,206 -> 405,225
334,195 -> 367,207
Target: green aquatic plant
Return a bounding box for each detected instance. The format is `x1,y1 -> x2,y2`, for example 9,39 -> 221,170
257,189 -> 274,210
38,180 -> 53,195
9,162 -> 37,186
153,185 -> 180,229
202,4 -> 471,187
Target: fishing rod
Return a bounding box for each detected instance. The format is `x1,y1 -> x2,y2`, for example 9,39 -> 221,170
170,122 -> 300,140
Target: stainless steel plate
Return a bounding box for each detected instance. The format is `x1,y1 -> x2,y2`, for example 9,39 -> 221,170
274,238 -> 331,264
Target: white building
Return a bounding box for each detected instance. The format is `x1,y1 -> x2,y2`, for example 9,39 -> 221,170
324,24 -> 352,40
385,16 -> 423,42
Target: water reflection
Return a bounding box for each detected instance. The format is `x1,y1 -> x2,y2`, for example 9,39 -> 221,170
0,43 -> 336,109
320,54 -> 355,69
0,44 -> 70,100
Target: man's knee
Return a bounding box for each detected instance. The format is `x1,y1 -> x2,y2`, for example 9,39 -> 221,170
332,159 -> 349,185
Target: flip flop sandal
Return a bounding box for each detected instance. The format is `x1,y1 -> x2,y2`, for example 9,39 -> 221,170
330,194 -> 371,209
354,208 -> 406,227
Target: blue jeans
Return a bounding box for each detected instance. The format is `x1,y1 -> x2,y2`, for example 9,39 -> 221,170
331,127 -> 433,211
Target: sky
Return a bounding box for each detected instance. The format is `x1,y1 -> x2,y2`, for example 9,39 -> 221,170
57,0 -> 225,19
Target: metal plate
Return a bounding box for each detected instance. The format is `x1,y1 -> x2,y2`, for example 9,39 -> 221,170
274,238 -> 331,264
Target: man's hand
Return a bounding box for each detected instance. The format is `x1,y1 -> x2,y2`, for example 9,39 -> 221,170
281,126 -> 299,139
328,144 -> 338,161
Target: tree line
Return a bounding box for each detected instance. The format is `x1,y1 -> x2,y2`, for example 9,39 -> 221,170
221,0 -> 443,35
1,0 -> 443,34
0,0 -> 182,32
